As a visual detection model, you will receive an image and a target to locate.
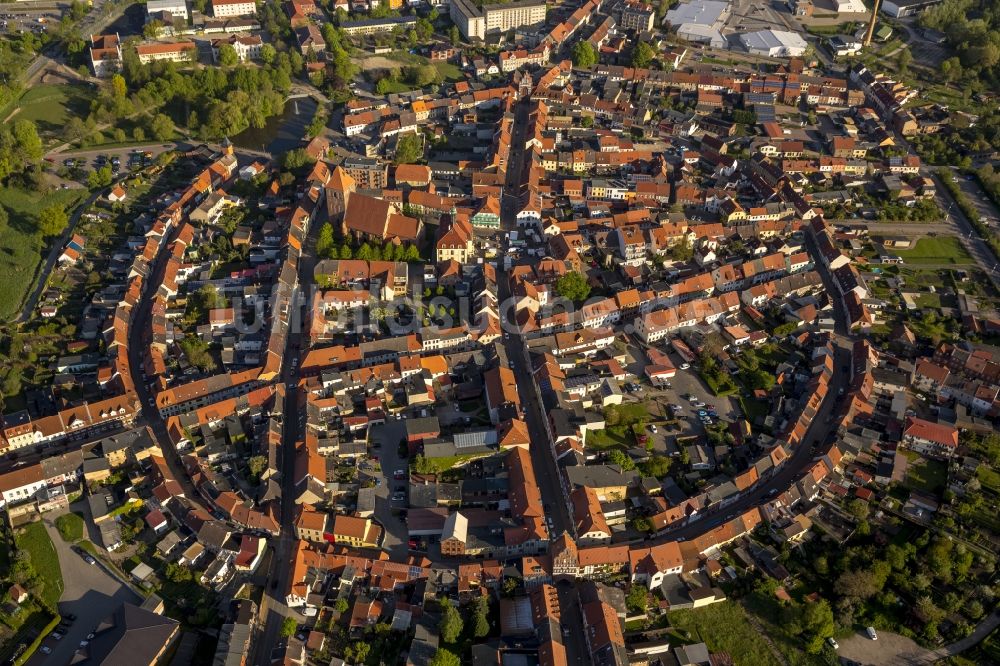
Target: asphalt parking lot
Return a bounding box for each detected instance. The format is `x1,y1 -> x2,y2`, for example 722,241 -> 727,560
25,512 -> 141,666
367,419 -> 409,560
837,628 -> 929,665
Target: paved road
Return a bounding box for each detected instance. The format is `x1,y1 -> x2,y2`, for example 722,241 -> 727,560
251,193 -> 322,666
17,189 -> 101,323
126,225 -> 209,512
26,512 -> 141,666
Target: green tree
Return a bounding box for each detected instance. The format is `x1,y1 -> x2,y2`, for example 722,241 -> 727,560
554,271 -> 591,302
111,73 -> 128,99
247,455 -> 267,479
346,642 -> 371,663
572,41 -> 598,68
940,56 -> 962,82
632,517 -> 652,532
440,602 -> 463,643
334,597 -> 349,613
472,596 -> 490,638
632,41 -> 655,68
896,48 -> 912,75
180,336 -> 215,372
608,449 -> 635,471
580,115 -> 594,128
626,584 -> 648,613
37,205 -> 68,237
640,455 -> 671,478
395,133 -> 423,164
150,113 -> 174,141
668,236 -> 693,261
449,25 -> 460,46
316,223 -> 335,258
429,649 -> 461,666
260,43 -> 277,65
280,616 -> 297,637
218,43 -> 238,67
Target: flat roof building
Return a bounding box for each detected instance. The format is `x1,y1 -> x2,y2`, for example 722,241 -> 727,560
739,29 -> 808,57
450,0 -> 546,40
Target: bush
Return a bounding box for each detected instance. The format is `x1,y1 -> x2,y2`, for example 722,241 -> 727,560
54,513 -> 84,542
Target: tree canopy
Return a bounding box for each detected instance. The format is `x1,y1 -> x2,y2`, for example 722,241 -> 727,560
554,271 -> 591,303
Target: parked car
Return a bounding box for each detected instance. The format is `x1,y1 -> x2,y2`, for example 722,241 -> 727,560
679,363 -> 691,370
866,627 -> 878,641
827,637 -> 839,650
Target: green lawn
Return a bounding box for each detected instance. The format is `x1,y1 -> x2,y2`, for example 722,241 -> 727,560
434,62 -> 463,82
668,602 -> 785,666
587,428 -> 631,450
976,465 -> 1000,493
9,83 -> 92,137
54,513 -> 84,543
900,451 -> 948,493
0,186 -> 88,320
896,237 -> 973,265
14,522 -> 63,609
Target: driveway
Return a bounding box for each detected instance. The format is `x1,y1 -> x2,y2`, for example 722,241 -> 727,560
26,512 -> 141,666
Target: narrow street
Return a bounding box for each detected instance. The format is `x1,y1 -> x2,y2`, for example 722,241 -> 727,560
250,200 -> 323,666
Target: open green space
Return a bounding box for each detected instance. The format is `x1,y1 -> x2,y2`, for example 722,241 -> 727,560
434,62 -> 463,82
900,450 -> 948,493
0,186 -> 88,321
7,83 -> 92,137
588,403 -> 650,450
54,513 -> 84,543
976,465 -> 1000,493
14,522 -> 63,609
668,602 -> 786,666
896,237 -> 973,265
741,592 -> 829,666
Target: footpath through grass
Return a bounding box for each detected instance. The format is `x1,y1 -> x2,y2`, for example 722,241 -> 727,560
14,522 -> 63,609
7,83 -> 92,136
0,186 -> 88,320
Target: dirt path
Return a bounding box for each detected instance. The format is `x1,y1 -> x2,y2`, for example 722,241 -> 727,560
744,608 -> 790,666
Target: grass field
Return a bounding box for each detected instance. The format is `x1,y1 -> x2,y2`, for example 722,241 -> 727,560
896,237 -> 974,265
8,83 -> 92,137
976,465 -> 1000,493
668,602 -> 786,666
0,186 -> 88,321
901,450 -> 948,493
14,522 -> 63,609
